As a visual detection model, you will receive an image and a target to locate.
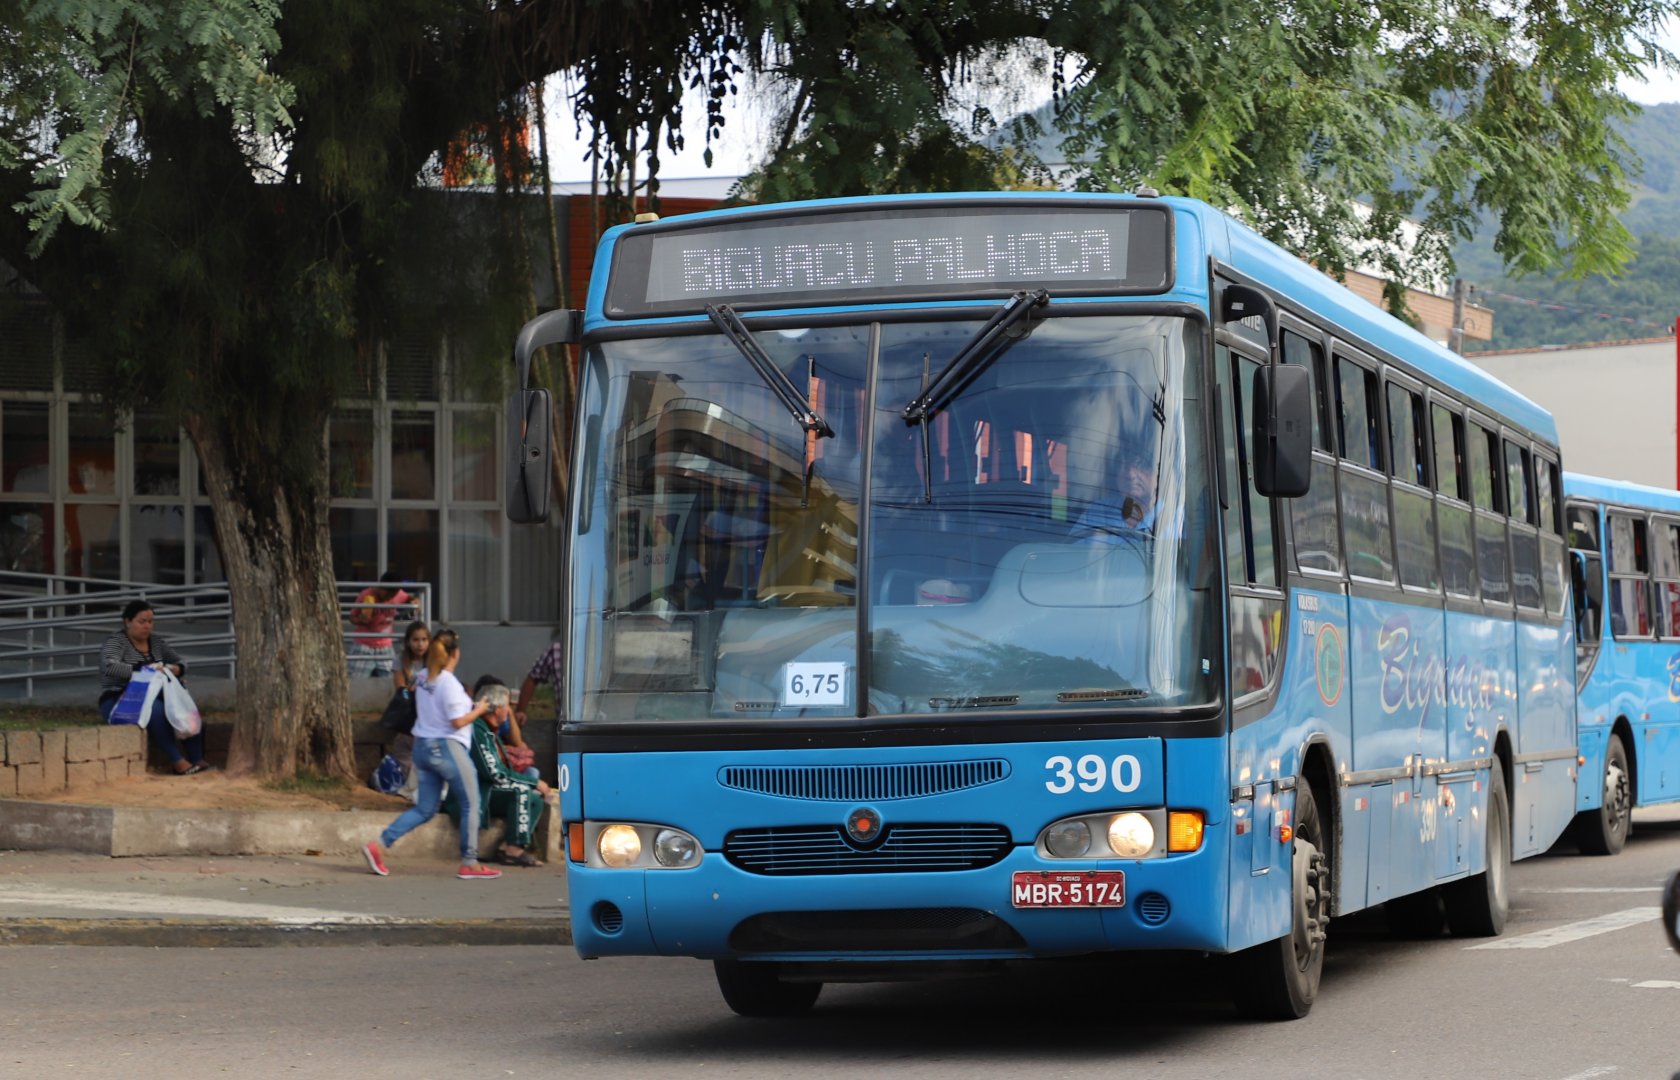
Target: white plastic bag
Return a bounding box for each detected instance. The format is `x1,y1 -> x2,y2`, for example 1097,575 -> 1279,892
157,667 -> 203,737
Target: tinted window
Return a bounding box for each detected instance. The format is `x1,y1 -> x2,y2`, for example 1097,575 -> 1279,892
1468,425 -> 1500,512
1336,358 -> 1380,471
1387,384 -> 1426,487
1431,404 -> 1464,502
1504,442 -> 1531,524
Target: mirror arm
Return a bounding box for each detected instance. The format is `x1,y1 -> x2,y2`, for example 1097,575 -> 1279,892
513,309 -> 582,388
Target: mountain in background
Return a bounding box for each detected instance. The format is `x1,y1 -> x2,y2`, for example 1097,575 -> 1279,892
1455,102 -> 1680,350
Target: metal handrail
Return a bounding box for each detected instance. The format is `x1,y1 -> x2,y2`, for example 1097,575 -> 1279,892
0,572 -> 433,696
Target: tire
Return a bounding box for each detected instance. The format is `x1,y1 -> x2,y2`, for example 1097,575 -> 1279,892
1444,765 -> 1510,937
1576,734 -> 1632,856
713,960 -> 822,1017
1663,872 -> 1680,955
1384,888 -> 1446,939
1232,782 -> 1331,1020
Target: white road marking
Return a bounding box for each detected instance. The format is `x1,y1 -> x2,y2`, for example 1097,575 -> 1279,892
1557,1067 -> 1619,1080
1633,980 -> 1680,989
0,885 -> 369,923
1467,908 -> 1661,950
1528,887 -> 1660,894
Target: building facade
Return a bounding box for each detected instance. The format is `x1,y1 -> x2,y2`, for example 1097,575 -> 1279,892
1465,336 -> 1680,489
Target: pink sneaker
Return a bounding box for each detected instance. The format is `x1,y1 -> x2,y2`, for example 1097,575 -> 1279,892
457,863 -> 502,880
363,842 -> 388,877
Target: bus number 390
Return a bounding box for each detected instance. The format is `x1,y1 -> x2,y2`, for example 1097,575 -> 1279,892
1043,754 -> 1143,794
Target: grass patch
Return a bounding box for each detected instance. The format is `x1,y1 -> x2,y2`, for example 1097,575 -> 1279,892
0,705 -> 103,732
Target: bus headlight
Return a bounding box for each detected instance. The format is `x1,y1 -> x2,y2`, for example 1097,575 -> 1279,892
1044,820 -> 1093,858
585,823 -> 704,869
654,829 -> 700,867
598,824 -> 642,867
1036,809 -> 1177,859
1107,812 -> 1155,857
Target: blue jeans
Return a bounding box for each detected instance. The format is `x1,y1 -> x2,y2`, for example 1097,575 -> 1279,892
99,693 -> 205,768
379,736 -> 482,863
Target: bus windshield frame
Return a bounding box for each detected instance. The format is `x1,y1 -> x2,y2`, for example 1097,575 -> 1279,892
564,308 -> 1222,729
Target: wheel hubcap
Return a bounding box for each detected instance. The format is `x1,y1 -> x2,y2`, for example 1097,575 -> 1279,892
1604,760 -> 1630,833
1291,837 -> 1330,969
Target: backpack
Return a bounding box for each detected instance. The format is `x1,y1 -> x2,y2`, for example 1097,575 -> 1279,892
370,754 -> 406,795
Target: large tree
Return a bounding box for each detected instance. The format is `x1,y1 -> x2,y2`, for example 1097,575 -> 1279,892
3,0 -> 1672,776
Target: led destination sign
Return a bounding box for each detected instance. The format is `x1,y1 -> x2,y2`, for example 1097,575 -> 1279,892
606,204 -> 1171,317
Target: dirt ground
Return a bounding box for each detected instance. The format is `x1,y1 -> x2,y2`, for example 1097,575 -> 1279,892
24,770 -> 408,812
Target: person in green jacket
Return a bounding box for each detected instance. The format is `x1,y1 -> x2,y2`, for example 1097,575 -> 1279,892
444,714 -> 550,867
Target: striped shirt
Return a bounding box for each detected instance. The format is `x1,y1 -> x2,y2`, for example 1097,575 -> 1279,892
98,632 -> 187,699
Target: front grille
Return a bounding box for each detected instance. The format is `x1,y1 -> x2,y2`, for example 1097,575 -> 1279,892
728,907 -> 1027,953
723,823 -> 1012,875
718,760 -> 1009,801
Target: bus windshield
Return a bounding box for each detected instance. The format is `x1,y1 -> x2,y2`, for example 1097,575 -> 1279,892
569,313 -> 1219,724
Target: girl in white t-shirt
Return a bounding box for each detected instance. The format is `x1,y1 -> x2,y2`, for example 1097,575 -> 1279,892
363,629 -> 502,880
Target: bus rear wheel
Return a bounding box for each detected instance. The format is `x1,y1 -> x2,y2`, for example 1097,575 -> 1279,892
713,959 -> 822,1017
1576,734 -> 1631,856
1444,765 -> 1509,937
1232,782 -> 1330,1020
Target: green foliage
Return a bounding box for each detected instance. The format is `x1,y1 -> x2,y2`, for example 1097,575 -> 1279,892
1458,231 -> 1680,349
1453,103 -> 1680,349
0,0 -> 293,252
570,0 -> 1679,284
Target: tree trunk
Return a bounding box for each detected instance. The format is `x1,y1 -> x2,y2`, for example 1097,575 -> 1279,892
185,409 -> 355,780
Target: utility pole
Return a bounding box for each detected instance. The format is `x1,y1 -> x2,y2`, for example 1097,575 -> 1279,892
1449,277 -> 1468,354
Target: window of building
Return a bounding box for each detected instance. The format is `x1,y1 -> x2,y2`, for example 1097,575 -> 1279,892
0,306 -> 555,624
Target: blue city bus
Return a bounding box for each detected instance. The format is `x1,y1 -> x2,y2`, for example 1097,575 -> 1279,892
1562,472 -> 1680,854
504,192 -> 1579,1019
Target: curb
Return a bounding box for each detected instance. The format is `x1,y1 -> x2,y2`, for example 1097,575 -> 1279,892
0,916 -> 572,948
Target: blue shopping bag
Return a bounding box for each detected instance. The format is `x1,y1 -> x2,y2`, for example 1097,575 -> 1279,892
108,668 -> 162,726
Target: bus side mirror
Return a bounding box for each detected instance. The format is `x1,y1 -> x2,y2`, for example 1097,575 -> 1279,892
1251,364 -> 1312,498
506,387 -> 553,524
505,308 -> 579,526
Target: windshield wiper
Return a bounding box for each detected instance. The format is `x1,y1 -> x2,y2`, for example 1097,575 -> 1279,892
706,304 -> 833,439
901,289 -> 1048,502
900,289 -> 1049,425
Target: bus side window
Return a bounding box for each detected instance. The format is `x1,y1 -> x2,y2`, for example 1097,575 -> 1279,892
1653,520 -> 1680,641
1218,344 -> 1283,698
1389,383 -> 1438,591
1537,457 -> 1568,618
1432,403 -> 1476,599
1607,513 -> 1652,638
1570,503 -> 1605,651
1335,354 -> 1393,582
1468,423 -> 1510,605
1282,331 -> 1339,574
1505,440 -> 1542,610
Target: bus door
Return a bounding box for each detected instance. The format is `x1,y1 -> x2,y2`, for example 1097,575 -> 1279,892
1566,501 -> 1607,813
1645,516 -> 1680,803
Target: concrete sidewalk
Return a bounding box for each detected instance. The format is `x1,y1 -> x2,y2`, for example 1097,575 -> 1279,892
0,849 -> 572,947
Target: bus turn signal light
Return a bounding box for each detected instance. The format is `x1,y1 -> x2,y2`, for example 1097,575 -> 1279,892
1167,811 -> 1205,853
568,822 -> 585,863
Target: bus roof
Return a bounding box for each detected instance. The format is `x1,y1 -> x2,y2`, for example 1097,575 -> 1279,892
1563,471 -> 1680,511
590,191 -> 1556,441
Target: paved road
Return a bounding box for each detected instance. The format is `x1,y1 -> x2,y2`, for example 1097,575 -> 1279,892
4,810 -> 1679,1080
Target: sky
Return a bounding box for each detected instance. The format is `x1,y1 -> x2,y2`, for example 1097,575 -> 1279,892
543,18 -> 1680,184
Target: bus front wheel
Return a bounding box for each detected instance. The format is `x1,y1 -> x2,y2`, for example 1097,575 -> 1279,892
713,959 -> 822,1017
1444,765 -> 1509,937
1232,781 -> 1330,1020
1576,734 -> 1631,856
